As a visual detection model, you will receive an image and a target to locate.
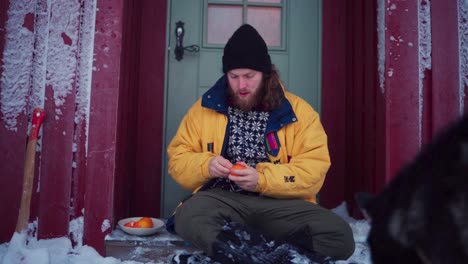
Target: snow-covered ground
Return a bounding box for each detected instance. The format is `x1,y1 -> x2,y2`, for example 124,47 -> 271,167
0,202 -> 371,264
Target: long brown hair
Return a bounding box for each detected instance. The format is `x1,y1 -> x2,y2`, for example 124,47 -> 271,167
260,64 -> 285,111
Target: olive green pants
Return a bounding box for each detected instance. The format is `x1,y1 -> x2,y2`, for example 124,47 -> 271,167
174,189 -> 355,260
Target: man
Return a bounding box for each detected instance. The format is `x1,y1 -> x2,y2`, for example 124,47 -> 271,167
167,24 -> 354,263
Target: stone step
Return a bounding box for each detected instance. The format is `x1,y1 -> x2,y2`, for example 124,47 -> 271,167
105,225 -> 200,262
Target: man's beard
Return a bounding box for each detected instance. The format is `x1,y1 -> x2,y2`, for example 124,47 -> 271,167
228,86 -> 263,112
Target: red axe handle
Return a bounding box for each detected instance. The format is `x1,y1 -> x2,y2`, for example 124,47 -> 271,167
15,108 -> 45,232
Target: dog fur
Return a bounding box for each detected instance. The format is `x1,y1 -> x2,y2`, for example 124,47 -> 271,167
364,115 -> 468,264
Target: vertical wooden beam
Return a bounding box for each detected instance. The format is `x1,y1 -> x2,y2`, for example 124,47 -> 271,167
113,0 -> 140,225
345,0 -> 365,214
322,0 -> 380,216
114,0 -> 167,221
133,0 -> 167,217
384,0 -> 421,181
71,0 -> 97,220
346,0 -> 381,217
431,0 -> 462,133
364,0 -> 383,196
320,0 -> 348,208
83,0 -> 123,254
0,0 -> 31,242
71,122 -> 87,218
38,0 -> 82,239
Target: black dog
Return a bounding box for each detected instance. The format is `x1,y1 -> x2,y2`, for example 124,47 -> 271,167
361,115 -> 468,264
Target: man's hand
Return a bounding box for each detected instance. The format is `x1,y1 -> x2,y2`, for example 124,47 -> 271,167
228,162 -> 258,192
208,156 -> 233,178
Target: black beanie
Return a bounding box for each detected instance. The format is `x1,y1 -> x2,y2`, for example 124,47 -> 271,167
222,24 -> 272,74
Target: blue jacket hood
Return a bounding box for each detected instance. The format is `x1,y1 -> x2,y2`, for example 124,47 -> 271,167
201,75 -> 297,133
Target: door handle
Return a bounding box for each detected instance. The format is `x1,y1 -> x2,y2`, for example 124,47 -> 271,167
175,21 -> 200,61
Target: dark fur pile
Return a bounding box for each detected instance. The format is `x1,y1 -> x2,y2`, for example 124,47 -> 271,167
364,115 -> 468,264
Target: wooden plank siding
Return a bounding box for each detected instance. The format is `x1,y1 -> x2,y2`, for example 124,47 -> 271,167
321,0 -> 381,216
320,0 -> 348,210
431,0 -> 464,133
0,0 -> 31,242
344,0 -> 380,217
133,0 -> 166,218
321,0 -> 466,217
113,0 -> 141,228
113,0 -> 167,223
0,0 -> 125,254
83,0 -> 124,253
384,0 -> 422,181
37,0 -> 82,239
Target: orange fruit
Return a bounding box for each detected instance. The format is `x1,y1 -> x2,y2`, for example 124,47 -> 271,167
124,221 -> 137,227
231,163 -> 246,176
136,217 -> 154,228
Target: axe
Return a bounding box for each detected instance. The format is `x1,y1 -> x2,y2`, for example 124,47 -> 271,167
15,108 -> 45,232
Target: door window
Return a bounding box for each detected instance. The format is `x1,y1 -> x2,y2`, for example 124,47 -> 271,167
204,0 -> 286,49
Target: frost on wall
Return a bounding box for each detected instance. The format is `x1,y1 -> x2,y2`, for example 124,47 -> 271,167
46,0 -> 81,119
76,0 -> 95,125
0,0 -> 36,131
1,0 -> 95,131
460,0 -> 468,113
75,0 -> 96,156
418,1 -> 432,75
29,1 -> 50,118
377,0 -> 386,94
418,0 -> 432,146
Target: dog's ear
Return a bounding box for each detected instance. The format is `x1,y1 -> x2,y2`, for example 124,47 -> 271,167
354,192 -> 375,221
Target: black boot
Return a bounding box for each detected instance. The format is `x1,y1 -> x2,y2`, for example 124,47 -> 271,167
169,252 -> 216,264
211,221 -> 335,264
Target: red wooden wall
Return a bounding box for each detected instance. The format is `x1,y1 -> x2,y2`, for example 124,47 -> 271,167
131,0 -> 166,219
381,0 -> 466,189
321,0 -> 466,217
82,0 -> 124,252
320,0 -> 348,211
431,0 -> 467,130
0,0 -> 82,240
0,0 -> 26,242
0,0 -> 166,253
321,0 -> 384,214
114,0 -> 167,223
0,0 -> 125,254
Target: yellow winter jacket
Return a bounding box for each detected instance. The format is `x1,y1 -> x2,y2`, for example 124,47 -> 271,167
167,76 -> 330,204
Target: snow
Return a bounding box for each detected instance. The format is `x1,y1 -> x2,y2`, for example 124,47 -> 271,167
46,0 -> 81,119
333,203 -> 372,264
418,0 -> 432,148
459,0 -> 468,114
69,216 -> 84,248
418,1 -> 432,75
75,0 -> 96,156
377,0 -> 386,94
1,0 -> 94,131
102,219 -> 112,233
0,202 -> 372,264
0,0 -> 36,131
0,220 -> 144,264
28,0 -> 49,121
